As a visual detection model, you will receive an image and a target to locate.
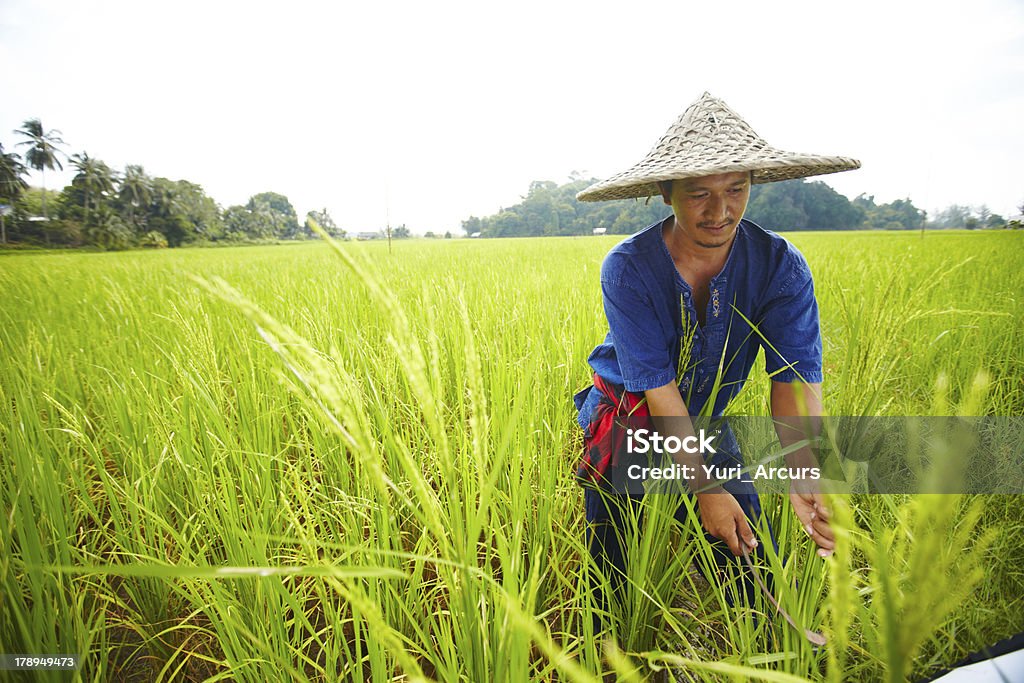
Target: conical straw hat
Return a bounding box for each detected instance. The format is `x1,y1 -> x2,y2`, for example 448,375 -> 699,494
577,92 -> 860,202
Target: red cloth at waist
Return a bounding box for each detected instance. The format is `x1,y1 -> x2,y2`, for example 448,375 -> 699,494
576,373 -> 653,486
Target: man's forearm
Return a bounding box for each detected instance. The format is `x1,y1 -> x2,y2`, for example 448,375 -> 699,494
770,381 -> 823,469
772,381 -> 835,554
645,382 -> 756,555
644,382 -> 717,493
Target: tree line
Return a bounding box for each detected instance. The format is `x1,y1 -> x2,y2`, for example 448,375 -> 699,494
4,119 -> 1020,249
0,118 -> 344,248
461,175 -> 1023,237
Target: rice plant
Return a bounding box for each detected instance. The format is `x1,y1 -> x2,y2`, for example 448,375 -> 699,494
0,229 -> 1021,680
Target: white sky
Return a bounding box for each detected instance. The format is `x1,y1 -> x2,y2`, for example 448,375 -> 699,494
1,0 -> 1022,234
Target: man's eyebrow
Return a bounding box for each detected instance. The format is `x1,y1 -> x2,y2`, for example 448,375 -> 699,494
680,179 -> 750,191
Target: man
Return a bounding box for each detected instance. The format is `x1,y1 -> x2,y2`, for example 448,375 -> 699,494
573,92 -> 859,621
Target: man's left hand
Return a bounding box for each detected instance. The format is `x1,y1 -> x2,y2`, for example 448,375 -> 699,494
789,487 -> 835,557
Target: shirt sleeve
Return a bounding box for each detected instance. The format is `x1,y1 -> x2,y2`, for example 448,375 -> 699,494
758,250 -> 824,384
601,275 -> 677,393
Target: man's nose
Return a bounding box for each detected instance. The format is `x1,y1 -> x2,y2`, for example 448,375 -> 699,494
707,193 -> 729,223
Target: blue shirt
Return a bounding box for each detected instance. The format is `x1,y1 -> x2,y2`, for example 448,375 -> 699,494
574,216 -> 823,429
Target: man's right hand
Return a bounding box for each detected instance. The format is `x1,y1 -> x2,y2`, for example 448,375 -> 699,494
697,490 -> 758,556
643,382 -> 758,557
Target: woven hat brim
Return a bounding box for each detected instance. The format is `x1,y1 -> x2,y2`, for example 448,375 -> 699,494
577,152 -> 861,202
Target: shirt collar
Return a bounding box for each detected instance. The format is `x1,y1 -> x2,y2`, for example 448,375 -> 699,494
656,217 -> 746,288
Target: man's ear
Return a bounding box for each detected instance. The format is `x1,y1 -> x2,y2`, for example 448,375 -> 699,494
657,180 -> 672,205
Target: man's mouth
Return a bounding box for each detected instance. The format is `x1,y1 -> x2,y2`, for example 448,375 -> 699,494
702,222 -> 731,232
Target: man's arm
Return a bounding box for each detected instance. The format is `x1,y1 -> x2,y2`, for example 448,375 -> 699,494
770,381 -> 835,556
645,382 -> 758,557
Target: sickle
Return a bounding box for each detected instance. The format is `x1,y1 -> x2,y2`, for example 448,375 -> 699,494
741,545 -> 827,647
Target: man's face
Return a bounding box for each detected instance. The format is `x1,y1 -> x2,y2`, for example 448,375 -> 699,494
660,171 -> 751,249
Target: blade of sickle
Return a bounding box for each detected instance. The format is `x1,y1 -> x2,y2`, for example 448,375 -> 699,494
741,544 -> 827,646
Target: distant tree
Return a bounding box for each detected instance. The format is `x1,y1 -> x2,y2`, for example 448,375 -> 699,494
68,152 -> 117,230
985,213 -> 1005,229
88,212 -> 133,250
11,187 -> 64,243
14,118 -> 65,221
461,215 -> 482,236
224,205 -> 256,240
15,187 -> 57,216
47,219 -> 83,247
424,231 -> 436,238
140,230 -> 168,248
490,210 -> 523,237
444,231 -> 452,239
392,224 -> 410,238
931,204 -> 972,229
0,144 -> 29,244
305,208 -> 343,238
601,196 -> 667,235
167,179 -> 222,242
747,180 -> 865,230
247,191 -> 299,238
145,178 -> 194,247
611,211 -> 641,234
854,194 -> 925,230
118,165 -> 153,232
0,144 -> 28,201
520,180 -> 558,235
965,217 -> 979,230
149,178 -> 184,216
251,200 -> 287,238
747,186 -> 809,229
148,213 -> 192,247
465,177 -> 669,237
224,204 -> 275,240
879,199 -> 925,229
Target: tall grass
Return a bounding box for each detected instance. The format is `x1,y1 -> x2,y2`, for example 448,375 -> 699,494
1,230 -> 1022,680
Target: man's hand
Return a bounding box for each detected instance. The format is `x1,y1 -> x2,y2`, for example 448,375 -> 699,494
643,382 -> 760,557
789,486 -> 835,557
771,381 -> 834,557
697,490 -> 758,556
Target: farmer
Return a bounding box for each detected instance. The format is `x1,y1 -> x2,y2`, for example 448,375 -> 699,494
573,92 -> 859,621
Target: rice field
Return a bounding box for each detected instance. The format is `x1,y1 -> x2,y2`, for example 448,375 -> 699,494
2,230 -> 1023,682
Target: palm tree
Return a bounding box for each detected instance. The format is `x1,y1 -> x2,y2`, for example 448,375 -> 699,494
150,178 -> 184,218
119,164 -> 152,231
0,144 -> 28,200
14,118 -> 65,221
0,143 -> 29,244
70,152 -> 116,229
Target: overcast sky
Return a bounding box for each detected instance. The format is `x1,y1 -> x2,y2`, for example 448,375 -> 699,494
2,0 -> 1022,233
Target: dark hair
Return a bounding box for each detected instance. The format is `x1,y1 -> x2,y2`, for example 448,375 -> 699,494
657,172 -> 754,197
